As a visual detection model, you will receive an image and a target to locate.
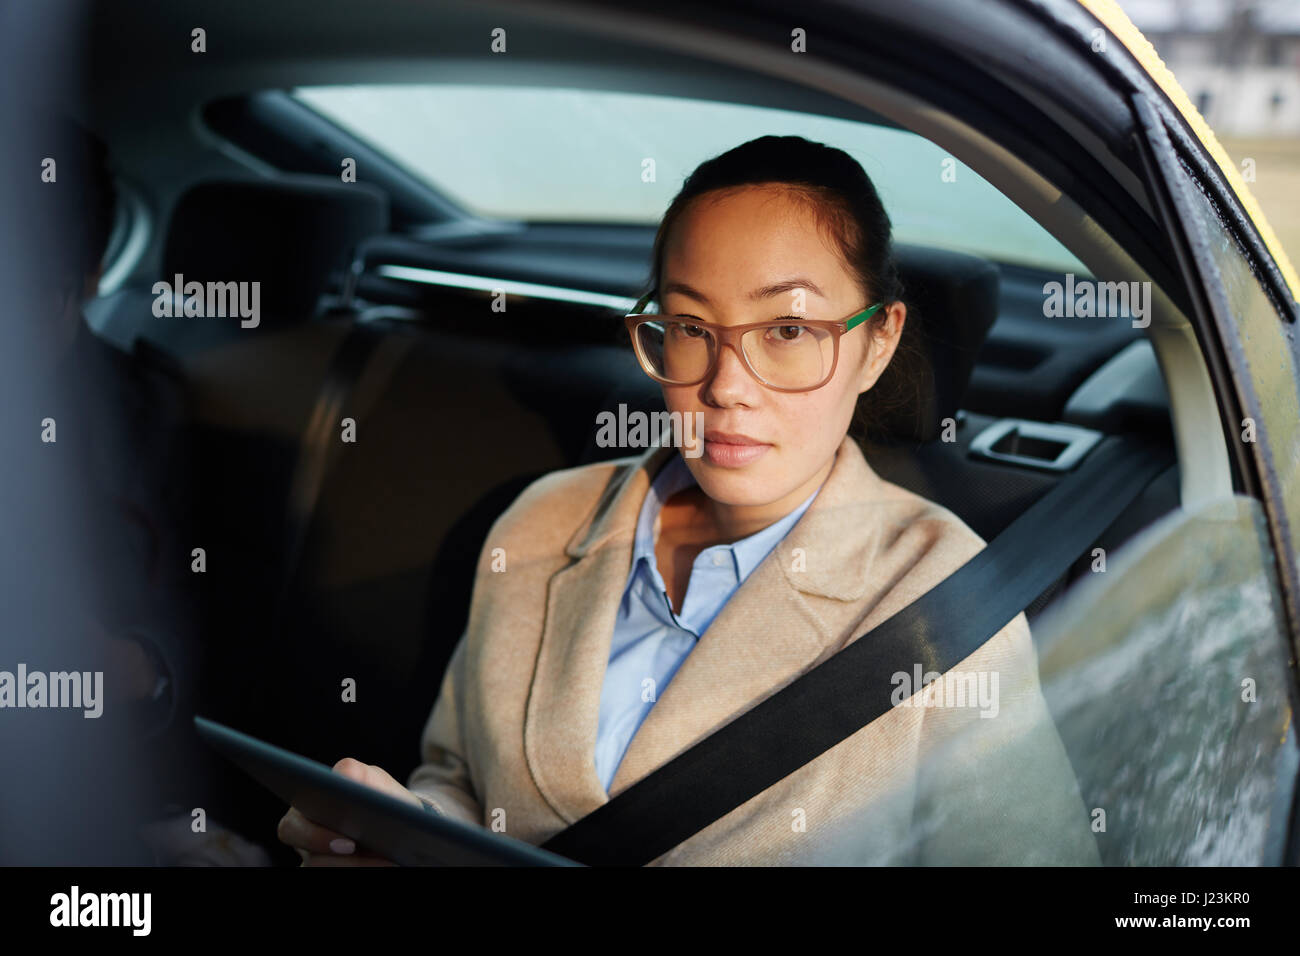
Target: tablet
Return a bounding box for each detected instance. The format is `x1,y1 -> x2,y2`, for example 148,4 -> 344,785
194,715 -> 579,867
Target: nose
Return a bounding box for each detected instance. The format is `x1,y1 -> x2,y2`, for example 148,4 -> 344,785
701,338 -> 761,406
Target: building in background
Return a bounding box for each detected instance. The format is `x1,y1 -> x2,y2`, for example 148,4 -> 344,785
1126,0 -> 1300,136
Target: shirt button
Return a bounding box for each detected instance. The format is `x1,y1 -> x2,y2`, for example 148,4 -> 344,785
712,553 -> 726,567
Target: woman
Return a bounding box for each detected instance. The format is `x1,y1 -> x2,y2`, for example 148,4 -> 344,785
278,135 -> 1099,866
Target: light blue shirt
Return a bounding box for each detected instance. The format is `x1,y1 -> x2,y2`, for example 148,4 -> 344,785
593,453 -> 822,792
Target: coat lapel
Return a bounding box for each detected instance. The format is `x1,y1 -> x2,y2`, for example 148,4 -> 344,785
522,441 -> 676,825
523,435 -> 895,822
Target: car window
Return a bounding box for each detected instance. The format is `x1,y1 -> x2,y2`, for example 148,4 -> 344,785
979,111 -> 1300,866
293,84 -> 1091,274
1029,494 -> 1296,865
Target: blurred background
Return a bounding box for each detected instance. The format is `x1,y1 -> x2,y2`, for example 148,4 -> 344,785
1125,0 -> 1300,261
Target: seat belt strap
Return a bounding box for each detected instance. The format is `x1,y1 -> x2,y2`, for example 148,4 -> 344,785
271,319 -> 405,642
540,434 -> 1174,865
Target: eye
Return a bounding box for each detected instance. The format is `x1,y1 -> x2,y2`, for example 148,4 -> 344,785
668,321 -> 708,339
768,320 -> 808,342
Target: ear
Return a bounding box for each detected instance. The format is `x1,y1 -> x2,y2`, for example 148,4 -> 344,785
856,301 -> 907,395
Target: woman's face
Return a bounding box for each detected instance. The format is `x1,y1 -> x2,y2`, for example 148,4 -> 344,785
658,183 -> 906,524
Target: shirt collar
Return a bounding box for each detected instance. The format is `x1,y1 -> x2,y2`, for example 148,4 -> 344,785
632,453 -> 696,573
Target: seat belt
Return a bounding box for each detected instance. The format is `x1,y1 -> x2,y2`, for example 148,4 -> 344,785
271,319 -> 406,642
540,433 -> 1174,866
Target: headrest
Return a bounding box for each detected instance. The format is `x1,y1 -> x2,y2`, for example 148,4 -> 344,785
864,243 -> 999,443
163,176 -> 389,321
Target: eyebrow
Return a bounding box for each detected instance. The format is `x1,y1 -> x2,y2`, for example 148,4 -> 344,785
660,277 -> 827,305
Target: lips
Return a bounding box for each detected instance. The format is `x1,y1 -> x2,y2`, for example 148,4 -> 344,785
702,430 -> 772,467
703,430 -> 765,445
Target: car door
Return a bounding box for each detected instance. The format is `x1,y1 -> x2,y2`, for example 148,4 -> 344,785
1016,91 -> 1300,866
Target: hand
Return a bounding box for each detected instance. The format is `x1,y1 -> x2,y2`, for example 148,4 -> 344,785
277,758 -> 423,866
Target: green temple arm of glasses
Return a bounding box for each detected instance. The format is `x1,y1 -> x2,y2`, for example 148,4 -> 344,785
627,292 -> 884,330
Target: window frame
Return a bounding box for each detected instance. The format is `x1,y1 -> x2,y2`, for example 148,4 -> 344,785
1130,91 -> 1300,737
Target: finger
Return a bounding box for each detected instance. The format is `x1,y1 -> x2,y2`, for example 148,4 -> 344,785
332,757 -> 397,793
332,758 -> 420,808
277,806 -> 353,855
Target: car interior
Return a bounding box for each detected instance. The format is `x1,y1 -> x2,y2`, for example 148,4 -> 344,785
73,0 -> 1248,864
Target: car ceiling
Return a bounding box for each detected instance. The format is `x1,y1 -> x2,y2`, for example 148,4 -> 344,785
77,0 -> 1137,195
83,0 -> 899,193
80,0 -> 1192,296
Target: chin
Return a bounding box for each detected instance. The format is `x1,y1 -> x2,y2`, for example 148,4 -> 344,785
687,459 -> 791,509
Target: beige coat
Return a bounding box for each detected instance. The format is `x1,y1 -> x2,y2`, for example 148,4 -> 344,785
408,434 -> 1101,865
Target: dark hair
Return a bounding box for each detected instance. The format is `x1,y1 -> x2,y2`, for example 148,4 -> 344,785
642,134 -> 930,444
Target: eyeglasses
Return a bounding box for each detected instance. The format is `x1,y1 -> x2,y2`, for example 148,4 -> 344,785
624,291 -> 884,393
